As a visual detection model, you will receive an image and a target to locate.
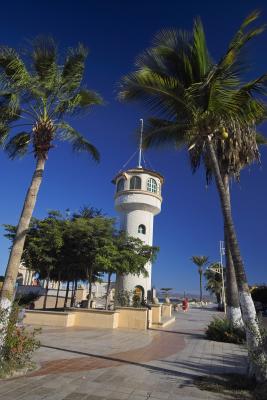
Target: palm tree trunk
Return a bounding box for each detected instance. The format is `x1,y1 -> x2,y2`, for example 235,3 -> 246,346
64,281 -> 70,309
224,235 -> 244,323
105,272 -> 112,310
74,279 -> 77,307
199,271 -> 203,302
206,137 -> 267,381
87,267 -> 93,308
0,157 -> 46,352
43,275 -> 50,309
223,175 -> 243,327
71,280 -> 77,307
55,276 -> 61,309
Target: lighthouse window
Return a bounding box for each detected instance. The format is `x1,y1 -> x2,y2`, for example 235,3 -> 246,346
117,178 -> 125,192
147,178 -> 157,193
130,176 -> 141,190
138,224 -> 146,234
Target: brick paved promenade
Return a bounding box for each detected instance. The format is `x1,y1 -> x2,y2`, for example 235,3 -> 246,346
0,307 -> 247,400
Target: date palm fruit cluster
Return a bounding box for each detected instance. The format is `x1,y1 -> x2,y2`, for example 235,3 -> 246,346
33,119 -> 55,159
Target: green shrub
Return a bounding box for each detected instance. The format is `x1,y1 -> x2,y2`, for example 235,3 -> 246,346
115,290 -> 131,307
205,317 -> 246,344
0,303 -> 40,378
132,294 -> 142,308
16,292 -> 40,307
251,286 -> 267,304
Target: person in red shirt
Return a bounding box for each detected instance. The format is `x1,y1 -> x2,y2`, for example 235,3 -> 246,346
182,298 -> 189,312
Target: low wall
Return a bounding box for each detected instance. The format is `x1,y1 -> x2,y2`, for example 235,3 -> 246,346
162,304 -> 172,319
116,307 -> 149,330
25,306 -> 156,330
151,305 -> 162,324
25,310 -> 75,327
73,309 -> 119,329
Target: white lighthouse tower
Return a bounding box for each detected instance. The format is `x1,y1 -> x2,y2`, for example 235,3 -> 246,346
113,120 -> 163,300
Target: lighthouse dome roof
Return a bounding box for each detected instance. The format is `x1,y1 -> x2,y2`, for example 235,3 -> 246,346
112,167 -> 164,185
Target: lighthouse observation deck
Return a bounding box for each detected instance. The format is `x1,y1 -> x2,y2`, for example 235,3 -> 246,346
113,167 -> 164,215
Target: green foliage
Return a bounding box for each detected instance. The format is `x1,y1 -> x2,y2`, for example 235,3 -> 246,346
0,36 -> 102,161
205,264 -> 223,304
206,317 -> 246,344
0,304 -> 40,377
16,293 -> 41,307
4,208 -> 159,299
191,256 -> 209,272
116,290 -> 131,307
119,12 -> 267,182
132,294 -> 142,308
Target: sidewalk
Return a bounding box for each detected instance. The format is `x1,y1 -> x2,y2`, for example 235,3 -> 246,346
0,307 -> 247,400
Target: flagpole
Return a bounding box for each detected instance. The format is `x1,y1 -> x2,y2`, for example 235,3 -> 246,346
138,118 -> 143,168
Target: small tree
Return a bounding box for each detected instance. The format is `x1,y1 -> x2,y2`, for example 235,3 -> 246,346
96,232 -> 159,309
205,264 -> 223,305
191,256 -> 209,302
160,288 -> 173,300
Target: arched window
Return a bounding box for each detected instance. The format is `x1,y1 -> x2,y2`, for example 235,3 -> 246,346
130,176 -> 141,190
147,178 -> 157,193
138,224 -> 146,234
117,178 -> 125,192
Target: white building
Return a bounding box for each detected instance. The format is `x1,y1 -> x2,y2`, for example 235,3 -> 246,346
113,166 -> 163,299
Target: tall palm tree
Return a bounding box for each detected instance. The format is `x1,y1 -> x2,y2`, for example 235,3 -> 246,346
191,256 -> 208,302
0,37 -> 102,320
119,12 -> 267,381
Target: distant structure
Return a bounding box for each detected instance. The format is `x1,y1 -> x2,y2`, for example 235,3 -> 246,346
113,120 -> 164,300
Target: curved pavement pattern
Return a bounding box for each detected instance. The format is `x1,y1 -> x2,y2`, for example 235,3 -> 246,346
0,307 -> 247,400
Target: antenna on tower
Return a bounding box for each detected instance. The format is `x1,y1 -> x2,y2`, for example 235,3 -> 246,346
138,118 -> 143,168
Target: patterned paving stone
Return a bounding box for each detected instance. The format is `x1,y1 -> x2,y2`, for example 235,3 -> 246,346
0,307 -> 248,400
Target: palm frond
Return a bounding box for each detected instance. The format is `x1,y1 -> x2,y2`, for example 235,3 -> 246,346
191,255 -> 209,266
215,11 -> 265,81
256,132 -> 267,145
229,10 -> 264,50
119,71 -> 189,119
61,44 -> 88,93
0,122 -> 9,145
0,47 -> 30,88
57,122 -> 99,162
32,36 -> 57,92
192,18 -> 211,79
55,89 -> 102,116
143,118 -> 188,149
5,131 -> 31,159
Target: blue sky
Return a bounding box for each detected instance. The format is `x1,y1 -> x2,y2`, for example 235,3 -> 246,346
0,0 -> 267,294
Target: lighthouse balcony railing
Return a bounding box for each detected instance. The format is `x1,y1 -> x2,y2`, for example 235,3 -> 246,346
114,189 -> 162,201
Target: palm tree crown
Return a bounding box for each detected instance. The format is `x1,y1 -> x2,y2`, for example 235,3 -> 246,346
191,256 -> 209,274
0,37 -> 102,160
119,11 -> 267,180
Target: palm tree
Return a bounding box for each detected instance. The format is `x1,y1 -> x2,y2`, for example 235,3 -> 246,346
205,263 -> 224,306
119,12 -> 267,380
0,37 -> 102,318
191,256 -> 208,302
